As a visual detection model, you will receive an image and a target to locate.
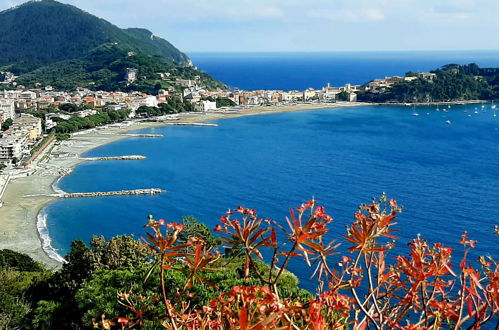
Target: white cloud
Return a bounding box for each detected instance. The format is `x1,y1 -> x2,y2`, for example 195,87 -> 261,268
226,6 -> 284,19
308,8 -> 385,22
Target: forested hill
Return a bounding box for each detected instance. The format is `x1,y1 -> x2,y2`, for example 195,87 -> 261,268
0,0 -> 224,92
0,0 -> 189,66
357,63 -> 499,103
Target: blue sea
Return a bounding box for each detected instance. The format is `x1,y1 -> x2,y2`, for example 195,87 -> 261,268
189,50 -> 499,90
43,52 -> 499,291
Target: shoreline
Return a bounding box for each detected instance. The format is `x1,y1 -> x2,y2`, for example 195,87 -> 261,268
0,102 -> 360,267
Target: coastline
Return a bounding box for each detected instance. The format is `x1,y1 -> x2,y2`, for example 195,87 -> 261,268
0,102 -> 361,267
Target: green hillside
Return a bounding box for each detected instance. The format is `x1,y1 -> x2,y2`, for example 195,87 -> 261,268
0,0 -> 223,92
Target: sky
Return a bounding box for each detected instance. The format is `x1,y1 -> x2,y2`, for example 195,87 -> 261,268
1,0 -> 499,52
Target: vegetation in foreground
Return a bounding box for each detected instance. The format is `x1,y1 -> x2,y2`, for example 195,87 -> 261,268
0,196 -> 497,329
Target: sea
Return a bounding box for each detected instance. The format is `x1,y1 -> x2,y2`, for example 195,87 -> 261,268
42,51 -> 499,291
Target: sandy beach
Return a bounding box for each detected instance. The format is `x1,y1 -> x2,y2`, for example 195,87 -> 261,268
0,102 -> 363,267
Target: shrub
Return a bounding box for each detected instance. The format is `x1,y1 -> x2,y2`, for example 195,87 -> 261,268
94,196 -> 498,329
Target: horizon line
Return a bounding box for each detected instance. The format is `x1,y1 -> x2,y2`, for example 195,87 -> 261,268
186,49 -> 499,54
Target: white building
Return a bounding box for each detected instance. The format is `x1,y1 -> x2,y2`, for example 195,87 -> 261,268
0,131 -> 29,162
135,96 -> 158,108
195,100 -> 217,112
0,99 -> 16,120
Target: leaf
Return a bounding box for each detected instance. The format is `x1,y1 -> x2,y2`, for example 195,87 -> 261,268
467,296 -> 473,318
271,228 -> 277,247
239,306 -> 248,330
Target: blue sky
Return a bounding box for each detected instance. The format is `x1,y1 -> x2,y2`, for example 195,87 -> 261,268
2,0 -> 499,52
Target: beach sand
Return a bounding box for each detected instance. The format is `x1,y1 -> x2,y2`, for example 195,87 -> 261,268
0,102 -> 362,267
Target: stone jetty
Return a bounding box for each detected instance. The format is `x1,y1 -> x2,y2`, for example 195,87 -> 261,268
60,188 -> 165,199
122,133 -> 164,138
163,122 -> 218,127
81,155 -> 147,161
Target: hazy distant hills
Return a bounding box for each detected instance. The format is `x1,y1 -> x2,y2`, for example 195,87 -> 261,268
0,0 -> 223,92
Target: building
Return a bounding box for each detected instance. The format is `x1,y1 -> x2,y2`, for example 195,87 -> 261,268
125,68 -> 138,84
195,100 -> 217,112
0,131 -> 29,163
0,99 -> 15,120
11,114 -> 42,141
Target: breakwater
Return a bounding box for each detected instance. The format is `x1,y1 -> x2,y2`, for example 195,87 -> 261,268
163,122 -> 218,127
25,188 -> 165,199
81,155 -> 147,161
121,133 -> 164,138
60,188 -> 165,198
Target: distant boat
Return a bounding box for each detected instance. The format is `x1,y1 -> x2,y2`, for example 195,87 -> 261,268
445,120 -> 452,125
412,105 -> 419,116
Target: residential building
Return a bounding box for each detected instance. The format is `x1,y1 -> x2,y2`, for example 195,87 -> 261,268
0,99 -> 15,119
195,100 -> 217,112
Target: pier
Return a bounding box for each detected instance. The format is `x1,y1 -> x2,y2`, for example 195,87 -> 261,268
24,188 -> 166,199
60,188 -> 165,198
121,133 -> 164,138
162,122 -> 218,127
81,155 -> 147,161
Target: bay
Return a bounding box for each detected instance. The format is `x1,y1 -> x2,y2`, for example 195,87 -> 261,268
45,104 -> 499,290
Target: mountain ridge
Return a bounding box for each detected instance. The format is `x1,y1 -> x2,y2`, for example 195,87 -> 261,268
0,0 -> 190,66
0,0 -> 223,92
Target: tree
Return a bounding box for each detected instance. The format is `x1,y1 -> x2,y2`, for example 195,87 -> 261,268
1,118 -> 13,131
58,103 -> 78,112
337,91 -> 349,101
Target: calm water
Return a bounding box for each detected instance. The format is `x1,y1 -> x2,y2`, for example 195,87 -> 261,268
189,51 -> 499,90
44,104 -> 499,290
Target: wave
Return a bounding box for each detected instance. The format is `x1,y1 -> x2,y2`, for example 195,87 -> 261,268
36,207 -> 66,263
51,175 -> 66,195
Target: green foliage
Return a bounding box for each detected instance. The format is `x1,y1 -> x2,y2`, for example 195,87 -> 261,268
30,133 -> 55,156
137,97 -> 195,117
75,257 -> 310,326
2,219 -> 309,329
216,97 -> 236,107
32,300 -> 63,330
0,249 -> 45,272
179,216 -> 221,250
337,91 -> 349,101
0,268 -> 50,329
87,235 -> 150,270
359,63 -> 497,102
1,118 -> 13,131
54,108 -> 130,134
0,291 -> 31,330
75,267 -> 164,327
0,0 -> 189,67
0,1 -> 225,93
56,133 -> 71,141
